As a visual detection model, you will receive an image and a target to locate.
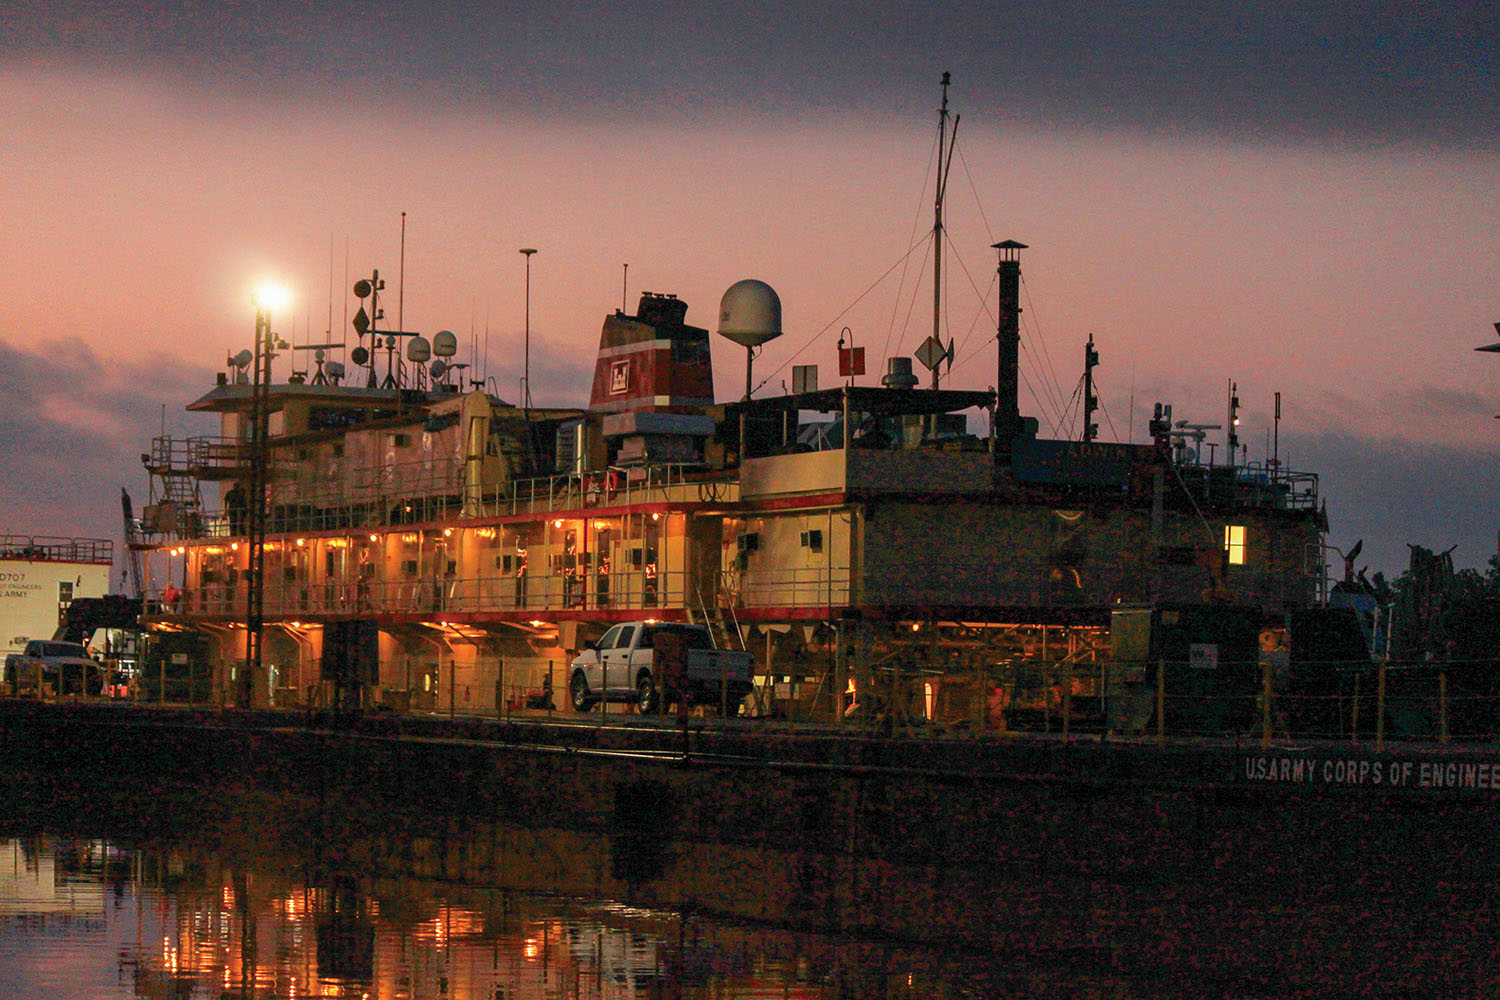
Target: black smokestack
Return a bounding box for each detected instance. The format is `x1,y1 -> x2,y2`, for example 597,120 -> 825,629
992,240 -> 1027,447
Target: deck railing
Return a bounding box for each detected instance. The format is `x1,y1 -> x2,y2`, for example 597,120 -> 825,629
0,535 -> 114,563
16,647 -> 1500,752
142,462 -> 738,542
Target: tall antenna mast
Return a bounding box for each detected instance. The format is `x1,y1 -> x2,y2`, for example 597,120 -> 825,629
1082,334 -> 1100,442
341,236 -> 349,355
398,211 -> 407,334
520,248 -> 538,409
1272,391 -> 1281,480
327,235 -> 334,340
932,71 -> 959,390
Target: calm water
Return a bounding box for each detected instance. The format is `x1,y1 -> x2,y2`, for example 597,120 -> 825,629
3,772 -> 1500,998
0,833 -> 1025,1000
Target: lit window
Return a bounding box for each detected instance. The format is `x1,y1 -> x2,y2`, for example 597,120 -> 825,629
1224,525 -> 1246,565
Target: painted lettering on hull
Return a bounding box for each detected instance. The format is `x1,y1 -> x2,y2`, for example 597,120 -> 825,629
1241,754 -> 1500,794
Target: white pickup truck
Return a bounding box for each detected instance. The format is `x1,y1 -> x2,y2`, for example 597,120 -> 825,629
568,621 -> 754,715
5,639 -> 101,696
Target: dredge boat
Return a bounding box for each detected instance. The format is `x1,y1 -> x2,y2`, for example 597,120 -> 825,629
128,83 -> 1340,734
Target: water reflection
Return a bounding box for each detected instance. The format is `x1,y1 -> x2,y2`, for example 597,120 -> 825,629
5,775 -> 1500,998
2,833 -> 1023,1000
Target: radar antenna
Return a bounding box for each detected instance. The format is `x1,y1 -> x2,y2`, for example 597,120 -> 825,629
291,343 -> 345,385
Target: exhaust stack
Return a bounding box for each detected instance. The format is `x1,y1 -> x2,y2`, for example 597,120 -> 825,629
992,240 -> 1027,447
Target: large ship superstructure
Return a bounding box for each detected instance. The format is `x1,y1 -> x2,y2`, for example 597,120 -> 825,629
132,247 -> 1326,723
127,77 -> 1330,725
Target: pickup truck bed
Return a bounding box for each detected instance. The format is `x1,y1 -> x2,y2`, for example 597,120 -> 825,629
568,621 -> 754,715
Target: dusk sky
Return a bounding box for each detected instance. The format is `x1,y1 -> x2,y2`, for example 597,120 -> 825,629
1,2 -> 1496,580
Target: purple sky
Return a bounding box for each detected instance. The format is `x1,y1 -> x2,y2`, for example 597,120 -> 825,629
1,1 -> 1497,580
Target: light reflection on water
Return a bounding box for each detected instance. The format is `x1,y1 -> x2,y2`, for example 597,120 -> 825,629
4,769 -> 1500,998
0,834 -> 993,1000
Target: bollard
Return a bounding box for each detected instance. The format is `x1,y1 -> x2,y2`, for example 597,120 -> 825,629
1101,660 -> 1110,744
1062,664 -> 1071,742
1439,672 -> 1449,744
1043,663 -> 1052,735
1351,671 -> 1360,744
1260,658 -> 1272,749
1156,659 -> 1166,746
1375,660 -> 1386,752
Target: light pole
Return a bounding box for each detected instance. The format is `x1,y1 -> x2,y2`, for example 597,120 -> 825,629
244,283 -> 287,709
520,248 -> 537,409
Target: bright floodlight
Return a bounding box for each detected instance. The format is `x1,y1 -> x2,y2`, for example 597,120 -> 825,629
253,282 -> 291,312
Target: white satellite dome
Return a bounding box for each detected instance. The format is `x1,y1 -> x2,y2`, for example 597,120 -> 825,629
717,279 -> 783,349
406,335 -> 431,363
432,330 -> 458,357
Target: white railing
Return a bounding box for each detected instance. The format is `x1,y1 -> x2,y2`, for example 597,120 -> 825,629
733,566 -> 853,609
157,561 -> 853,620
162,463 -> 738,542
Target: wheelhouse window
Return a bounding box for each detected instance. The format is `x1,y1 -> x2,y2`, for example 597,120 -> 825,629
1223,525 -> 1246,565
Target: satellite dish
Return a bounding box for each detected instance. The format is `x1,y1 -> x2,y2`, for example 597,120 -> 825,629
717,279 -> 783,348
407,335 -> 431,363
228,349 -> 252,369
430,359 -> 447,378
432,330 -> 458,357
351,346 -> 370,366
325,361 -> 346,380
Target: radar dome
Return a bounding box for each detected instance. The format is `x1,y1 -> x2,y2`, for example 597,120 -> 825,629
717,279 -> 783,349
407,335 -> 431,363
432,330 -> 458,357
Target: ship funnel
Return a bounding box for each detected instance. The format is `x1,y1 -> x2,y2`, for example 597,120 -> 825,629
992,239 -> 1027,445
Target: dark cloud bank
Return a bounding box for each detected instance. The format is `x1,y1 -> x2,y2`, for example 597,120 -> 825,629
4,1 -> 1496,147
0,338 -> 214,549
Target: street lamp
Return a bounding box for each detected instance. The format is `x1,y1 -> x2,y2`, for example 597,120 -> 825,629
253,282 -> 290,315
243,283 -> 286,709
